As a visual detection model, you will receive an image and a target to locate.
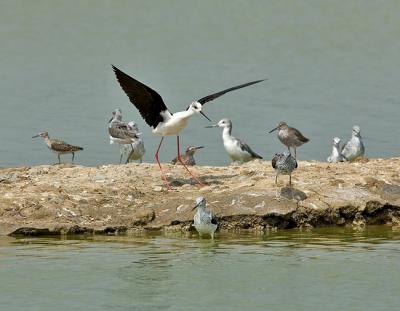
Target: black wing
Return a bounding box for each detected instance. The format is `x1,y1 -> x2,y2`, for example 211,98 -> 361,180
197,79 -> 266,105
112,65 -> 170,128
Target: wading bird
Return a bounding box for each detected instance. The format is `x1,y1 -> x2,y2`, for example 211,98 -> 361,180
32,131 -> 83,164
269,121 -> 309,158
112,65 -> 265,189
206,118 -> 262,164
171,146 -> 204,166
192,197 -> 217,239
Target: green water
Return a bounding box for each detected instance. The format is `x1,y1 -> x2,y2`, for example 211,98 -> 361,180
0,0 -> 400,167
1,227 -> 400,311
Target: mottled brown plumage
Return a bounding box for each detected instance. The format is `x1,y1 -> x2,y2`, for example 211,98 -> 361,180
171,146 -> 204,166
32,131 -> 83,164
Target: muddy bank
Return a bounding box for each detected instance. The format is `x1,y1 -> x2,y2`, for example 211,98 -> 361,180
1,158 -> 400,236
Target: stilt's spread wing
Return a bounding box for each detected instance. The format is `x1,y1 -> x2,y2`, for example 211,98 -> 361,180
197,79 -> 266,105
112,65 -> 170,128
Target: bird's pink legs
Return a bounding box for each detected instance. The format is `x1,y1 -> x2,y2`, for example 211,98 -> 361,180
155,137 -> 172,190
177,136 -> 204,186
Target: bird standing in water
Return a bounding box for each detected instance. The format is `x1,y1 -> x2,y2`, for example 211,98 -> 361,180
171,146 -> 204,166
32,131 -> 83,164
269,121 -> 309,158
327,137 -> 343,163
192,197 -> 217,239
207,118 -> 262,164
341,125 -> 365,161
112,65 -> 265,189
271,151 -> 298,187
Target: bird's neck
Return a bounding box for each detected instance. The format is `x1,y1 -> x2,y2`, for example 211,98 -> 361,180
222,126 -> 232,139
43,137 -> 52,148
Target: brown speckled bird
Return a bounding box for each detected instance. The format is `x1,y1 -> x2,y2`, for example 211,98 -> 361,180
171,146 -> 204,166
32,131 -> 83,164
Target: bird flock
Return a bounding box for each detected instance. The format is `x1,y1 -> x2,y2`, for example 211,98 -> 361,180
31,66 -> 367,239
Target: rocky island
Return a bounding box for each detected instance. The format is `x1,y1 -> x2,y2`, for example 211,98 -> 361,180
1,158 -> 400,236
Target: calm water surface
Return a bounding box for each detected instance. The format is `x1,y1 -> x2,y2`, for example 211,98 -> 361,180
1,227 -> 400,311
0,0 -> 399,167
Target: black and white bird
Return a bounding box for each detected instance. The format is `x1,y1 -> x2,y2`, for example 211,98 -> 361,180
112,65 -> 265,189
206,118 -> 262,164
271,151 -> 298,187
108,109 -> 141,164
192,197 -> 217,239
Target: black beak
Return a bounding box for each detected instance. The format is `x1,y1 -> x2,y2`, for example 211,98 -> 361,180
109,117 -> 114,123
195,146 -> 204,150
269,127 -> 278,133
192,202 -> 201,211
32,134 -> 40,138
200,111 -> 212,122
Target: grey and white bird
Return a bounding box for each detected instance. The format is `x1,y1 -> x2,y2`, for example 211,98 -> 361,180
269,121 -> 309,158
125,121 -> 146,163
32,131 -> 83,164
192,197 -> 217,239
112,65 -> 265,189
206,118 -> 262,164
271,151 -> 298,187
327,137 -> 344,163
341,125 -> 365,161
108,109 -> 141,164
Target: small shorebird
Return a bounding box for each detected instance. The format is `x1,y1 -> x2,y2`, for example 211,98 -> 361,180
341,125 -> 365,161
192,197 -> 217,239
171,146 -> 204,166
327,137 -> 344,163
108,109 -> 141,164
206,118 -> 262,164
112,65 -> 265,189
32,131 -> 83,164
271,151 -> 298,187
269,121 -> 309,158
125,121 -> 146,163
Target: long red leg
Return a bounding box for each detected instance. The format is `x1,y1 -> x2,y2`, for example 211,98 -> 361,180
177,136 -> 204,186
155,137 -> 172,190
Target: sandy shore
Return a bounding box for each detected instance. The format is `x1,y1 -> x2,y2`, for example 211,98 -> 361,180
1,158 -> 400,236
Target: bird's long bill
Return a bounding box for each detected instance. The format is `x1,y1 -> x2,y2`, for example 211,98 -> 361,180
32,134 -> 40,138
205,124 -> 218,128
269,127 -> 278,133
192,202 -> 201,211
195,146 -> 205,150
200,111 -> 212,122
108,117 -> 114,123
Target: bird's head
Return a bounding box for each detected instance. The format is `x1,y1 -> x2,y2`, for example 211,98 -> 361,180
205,118 -> 232,129
352,125 -> 361,137
333,137 -> 341,145
109,109 -> 122,122
188,101 -> 212,122
127,121 -> 141,135
32,131 -> 49,139
192,196 -> 206,210
186,146 -> 204,155
269,121 -> 288,133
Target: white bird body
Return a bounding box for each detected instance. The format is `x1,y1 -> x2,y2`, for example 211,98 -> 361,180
327,137 -> 343,163
208,118 -> 262,163
193,197 -> 217,239
341,126 -> 365,161
152,109 -> 193,136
